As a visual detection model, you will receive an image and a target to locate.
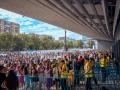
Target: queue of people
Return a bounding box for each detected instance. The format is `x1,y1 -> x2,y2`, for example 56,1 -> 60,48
0,50 -> 116,90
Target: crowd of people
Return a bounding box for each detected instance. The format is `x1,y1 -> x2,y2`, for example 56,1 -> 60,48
0,50 -> 119,90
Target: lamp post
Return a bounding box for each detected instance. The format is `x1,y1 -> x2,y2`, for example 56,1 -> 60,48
64,30 -> 67,52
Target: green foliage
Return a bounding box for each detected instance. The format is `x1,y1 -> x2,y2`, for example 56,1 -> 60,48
74,40 -> 84,48
87,40 -> 95,49
0,33 -> 84,51
0,33 -> 14,51
67,41 -> 74,48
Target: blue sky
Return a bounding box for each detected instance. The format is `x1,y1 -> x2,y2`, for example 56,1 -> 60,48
0,8 -> 84,40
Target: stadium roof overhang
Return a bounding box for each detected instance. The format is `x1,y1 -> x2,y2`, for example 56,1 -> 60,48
0,0 -> 119,41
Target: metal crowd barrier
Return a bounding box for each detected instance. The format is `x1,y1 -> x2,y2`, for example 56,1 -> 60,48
17,68 -> 120,90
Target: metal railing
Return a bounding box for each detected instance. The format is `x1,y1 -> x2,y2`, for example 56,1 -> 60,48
17,67 -> 120,90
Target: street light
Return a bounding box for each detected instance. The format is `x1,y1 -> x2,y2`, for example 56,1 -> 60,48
64,29 -> 67,52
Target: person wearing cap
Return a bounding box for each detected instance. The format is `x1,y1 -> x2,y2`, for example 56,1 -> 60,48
0,65 -> 6,90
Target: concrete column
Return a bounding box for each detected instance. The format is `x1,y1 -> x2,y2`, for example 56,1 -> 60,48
96,40 -> 113,50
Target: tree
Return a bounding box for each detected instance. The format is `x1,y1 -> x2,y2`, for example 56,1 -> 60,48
87,40 -> 95,49
12,34 -> 26,51
0,32 -> 85,51
67,40 -> 74,48
74,40 -> 84,48
0,33 -> 14,51
29,34 -> 42,50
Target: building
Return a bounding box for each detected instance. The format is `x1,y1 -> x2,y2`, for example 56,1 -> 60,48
82,36 -> 88,41
0,19 -> 20,33
59,37 -> 70,42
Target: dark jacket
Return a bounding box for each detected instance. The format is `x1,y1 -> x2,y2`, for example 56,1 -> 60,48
0,72 -> 6,90
6,70 -> 19,90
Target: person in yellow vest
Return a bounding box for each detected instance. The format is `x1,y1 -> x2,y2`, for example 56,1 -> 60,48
106,54 -> 110,67
106,53 -> 111,77
89,56 -> 99,85
68,65 -> 74,90
84,56 -> 94,90
60,60 -> 68,90
100,54 -> 107,82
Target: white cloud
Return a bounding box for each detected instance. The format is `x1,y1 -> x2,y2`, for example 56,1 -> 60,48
20,21 -> 33,26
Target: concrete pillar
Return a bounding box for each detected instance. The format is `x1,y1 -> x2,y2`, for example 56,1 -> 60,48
114,16 -> 120,60
97,40 -> 113,50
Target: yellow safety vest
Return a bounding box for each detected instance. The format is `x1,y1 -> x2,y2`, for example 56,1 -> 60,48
100,58 -> 107,68
53,67 -> 59,77
106,56 -> 110,67
61,64 -> 68,78
68,71 -> 74,86
68,71 -> 74,81
85,61 -> 94,78
59,63 -> 63,69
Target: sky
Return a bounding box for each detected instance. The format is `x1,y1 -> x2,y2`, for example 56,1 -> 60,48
0,8 -> 85,40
